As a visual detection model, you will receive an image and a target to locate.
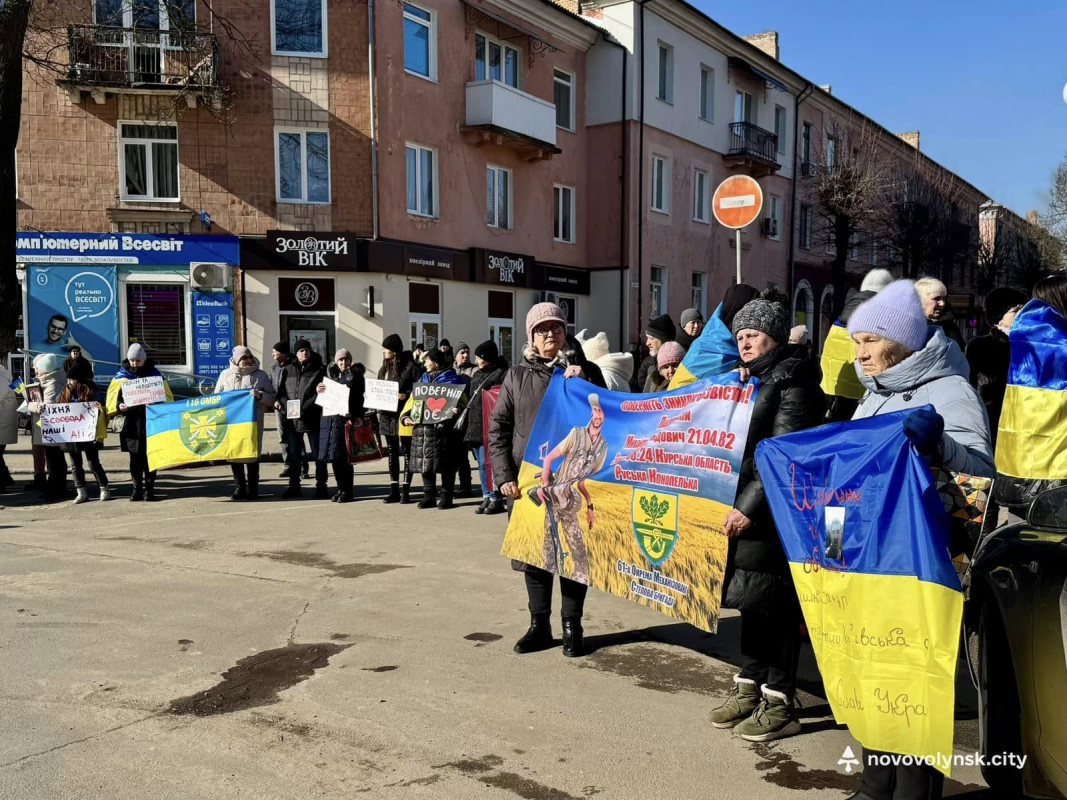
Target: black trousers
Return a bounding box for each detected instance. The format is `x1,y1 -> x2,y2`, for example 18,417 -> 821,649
859,749 -> 945,800
525,567 -> 588,619
333,457 -> 354,494
68,445 -> 109,488
230,462 -> 260,488
44,446 -> 68,494
452,445 -> 472,490
128,450 -> 156,488
286,430 -> 326,486
0,444 -> 12,485
421,469 -> 455,494
384,435 -> 412,486
738,599 -> 802,697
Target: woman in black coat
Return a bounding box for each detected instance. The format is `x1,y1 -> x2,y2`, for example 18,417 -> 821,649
462,340 -> 509,515
378,334 -> 418,504
489,303 -> 606,659
317,349 -> 366,504
405,349 -> 465,510
274,339 -> 327,499
710,292 -> 825,743
965,287 -> 1026,441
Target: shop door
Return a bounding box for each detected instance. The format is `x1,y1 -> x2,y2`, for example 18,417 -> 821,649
410,315 -> 441,351
409,283 -> 441,351
487,290 -> 514,363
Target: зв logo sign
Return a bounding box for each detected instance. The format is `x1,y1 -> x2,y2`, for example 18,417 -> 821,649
295,282 -> 320,308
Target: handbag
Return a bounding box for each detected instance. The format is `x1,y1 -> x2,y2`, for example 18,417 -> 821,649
931,467 -> 992,559
345,416 -> 383,464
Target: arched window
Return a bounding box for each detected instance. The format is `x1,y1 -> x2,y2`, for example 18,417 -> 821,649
792,279 -> 814,332
818,284 -> 835,352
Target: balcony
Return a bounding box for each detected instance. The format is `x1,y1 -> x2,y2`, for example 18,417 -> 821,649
461,80 -> 561,162
59,24 -> 219,107
725,121 -> 781,176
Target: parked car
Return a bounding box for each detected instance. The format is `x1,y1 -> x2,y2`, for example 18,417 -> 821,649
965,486 -> 1067,799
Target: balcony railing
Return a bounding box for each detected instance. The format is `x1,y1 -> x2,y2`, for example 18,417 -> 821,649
729,122 -> 780,167
63,24 -> 219,94
464,80 -> 558,151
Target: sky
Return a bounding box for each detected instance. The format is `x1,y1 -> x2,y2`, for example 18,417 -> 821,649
698,0 -> 1067,218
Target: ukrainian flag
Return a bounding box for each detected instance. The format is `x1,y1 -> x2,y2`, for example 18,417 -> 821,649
146,390 -> 259,471
9,377 -> 25,395
996,299 -> 1067,480
819,321 -> 865,400
667,303 -> 740,389
756,409 -> 961,775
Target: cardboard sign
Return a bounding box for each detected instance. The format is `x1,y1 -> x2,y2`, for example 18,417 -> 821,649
40,402 -> 99,444
314,378 -> 350,418
364,379 -> 399,412
411,382 -> 466,425
123,376 -> 166,407
286,399 -> 301,420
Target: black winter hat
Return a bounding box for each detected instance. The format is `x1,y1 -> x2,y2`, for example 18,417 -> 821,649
293,338 -> 312,354
423,348 -> 446,370
382,333 -> 404,353
272,340 -> 290,356
439,339 -> 452,350
65,359 -> 94,384
983,287 -> 1027,327
644,314 -> 676,343
475,339 -> 499,362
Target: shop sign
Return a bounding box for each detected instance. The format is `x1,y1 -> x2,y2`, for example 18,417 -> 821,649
536,264 -> 591,295
16,232 -> 239,266
404,245 -> 471,281
474,249 -> 531,287
266,231 -> 359,269
279,277 -> 336,312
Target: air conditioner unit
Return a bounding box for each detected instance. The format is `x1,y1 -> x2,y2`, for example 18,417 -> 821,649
760,218 -> 779,237
190,262 -> 231,291
800,161 -> 812,177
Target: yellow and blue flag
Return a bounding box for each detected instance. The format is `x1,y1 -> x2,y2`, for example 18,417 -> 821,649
819,321 -> 865,400
667,303 -> 740,389
756,409 -> 961,775
8,377 -> 25,395
995,299 -> 1067,480
146,390 -> 258,471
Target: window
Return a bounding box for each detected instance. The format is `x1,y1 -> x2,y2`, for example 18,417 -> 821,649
554,68 -> 575,131
734,90 -> 753,124
276,129 -> 330,204
826,216 -> 837,256
476,32 -> 519,88
96,0 -> 195,30
486,164 -> 512,229
656,42 -> 673,103
558,295 -> 578,337
273,0 -> 327,57
554,184 -> 575,243
488,290 -> 514,362
801,122 -> 812,165
405,143 -> 436,217
404,3 -> 436,80
825,134 -> 837,168
768,195 -> 781,240
774,105 -> 787,155
651,155 -> 669,213
120,123 -> 178,202
409,283 -> 441,351
693,168 -> 709,223
799,204 -> 812,249
699,66 -> 714,122
792,280 -> 814,329
649,266 -> 667,318
691,272 -> 706,317
848,230 -> 860,261
870,239 -> 879,266
126,282 -> 187,368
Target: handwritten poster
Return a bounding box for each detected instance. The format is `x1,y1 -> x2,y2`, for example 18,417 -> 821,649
411,383 -> 466,425
122,376 -> 167,407
39,402 -> 99,444
363,379 -> 399,412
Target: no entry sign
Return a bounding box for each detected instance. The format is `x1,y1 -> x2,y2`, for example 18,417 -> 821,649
712,175 -> 764,230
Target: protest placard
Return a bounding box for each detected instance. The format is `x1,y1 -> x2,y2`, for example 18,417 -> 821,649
410,382 -> 466,425
123,376 -> 166,407
314,378 -> 350,417
40,402 -> 99,444
363,379 -> 399,412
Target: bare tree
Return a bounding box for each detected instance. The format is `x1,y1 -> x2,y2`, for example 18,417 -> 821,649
1037,153 -> 1067,272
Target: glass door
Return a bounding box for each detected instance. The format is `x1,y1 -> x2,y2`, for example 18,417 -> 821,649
410,314 -> 440,352
488,318 -> 514,363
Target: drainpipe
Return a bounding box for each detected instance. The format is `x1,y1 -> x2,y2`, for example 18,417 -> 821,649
368,0 -> 380,239
618,40 -> 627,348
635,0 -> 648,350
787,82 -> 814,309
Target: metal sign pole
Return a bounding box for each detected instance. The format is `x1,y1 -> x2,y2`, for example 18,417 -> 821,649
736,229 -> 742,285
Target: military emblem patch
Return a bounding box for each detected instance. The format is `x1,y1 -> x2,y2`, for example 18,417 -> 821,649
632,489 -> 679,567
179,407 -> 227,457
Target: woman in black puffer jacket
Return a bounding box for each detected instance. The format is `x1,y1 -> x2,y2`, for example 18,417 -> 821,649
317,349 -> 366,504
378,334 -> 419,504
462,340 -> 509,515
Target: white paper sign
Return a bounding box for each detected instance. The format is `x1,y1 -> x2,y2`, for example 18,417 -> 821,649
286,399 -> 301,420
40,402 -> 99,444
314,379 -> 351,418
364,379 -> 399,412
123,376 -> 166,407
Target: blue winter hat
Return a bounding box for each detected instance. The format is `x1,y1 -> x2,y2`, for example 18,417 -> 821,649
847,280 -> 929,353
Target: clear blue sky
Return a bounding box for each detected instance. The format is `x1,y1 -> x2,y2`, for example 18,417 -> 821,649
698,0 -> 1067,217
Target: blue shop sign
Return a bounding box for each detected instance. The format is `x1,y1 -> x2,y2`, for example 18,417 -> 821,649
192,292 -> 234,383
16,232 -> 240,266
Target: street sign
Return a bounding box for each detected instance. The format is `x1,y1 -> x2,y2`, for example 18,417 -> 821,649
712,175 -> 764,229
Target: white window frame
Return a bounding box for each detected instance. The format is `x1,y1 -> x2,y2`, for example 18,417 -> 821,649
699,65 -> 714,122
553,67 -> 576,132
271,0 -> 328,58
649,266 -> 667,318
775,105 -> 787,155
557,294 -> 578,337
656,41 -> 673,104
120,272 -> 193,373
693,168 -> 709,223
553,184 -> 576,243
799,203 -> 812,249
118,120 -> 179,203
769,194 -> 782,241
734,90 -> 753,124
486,164 -> 513,229
691,271 -> 706,317
651,155 -> 670,214
274,127 -> 331,205
488,315 -> 515,363
476,30 -> 521,89
403,2 -> 437,82
405,142 -> 438,218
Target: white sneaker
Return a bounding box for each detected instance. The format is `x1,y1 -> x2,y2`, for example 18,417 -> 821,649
99,486 -> 111,502
73,488 -> 90,505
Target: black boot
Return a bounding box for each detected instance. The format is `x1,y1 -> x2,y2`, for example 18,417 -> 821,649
418,488 -> 437,509
247,465 -> 260,500
313,484 -> 330,500
474,498 -> 490,514
335,490 -> 354,503
514,614 -> 554,654
282,479 -> 302,499
383,483 -> 401,504
400,484 -> 412,504
279,464 -> 291,478
561,617 -> 584,658
25,474 -> 45,492
485,499 -> 506,515
437,491 -> 454,510
231,465 -> 248,501
130,482 -> 144,502
145,475 -> 158,502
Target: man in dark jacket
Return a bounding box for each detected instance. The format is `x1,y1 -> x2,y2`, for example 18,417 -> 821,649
632,314 -> 676,392
965,287 -> 1026,441
274,339 -> 326,498
271,341 -> 294,476
463,339 -> 509,514
317,349 -> 366,503
710,291 -> 825,743
675,308 -> 704,350
378,334 -> 419,504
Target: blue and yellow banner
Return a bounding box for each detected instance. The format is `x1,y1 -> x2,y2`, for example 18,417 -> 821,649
819,321 -> 865,400
755,409 -> 960,775
146,390 -> 258,471
502,372 -> 758,633
668,303 -> 740,390
996,299 -> 1067,480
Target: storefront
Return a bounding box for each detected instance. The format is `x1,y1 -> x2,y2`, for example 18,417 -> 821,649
15,232 -> 240,389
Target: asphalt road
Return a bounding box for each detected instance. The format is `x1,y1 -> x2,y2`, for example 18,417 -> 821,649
0,437 -> 995,799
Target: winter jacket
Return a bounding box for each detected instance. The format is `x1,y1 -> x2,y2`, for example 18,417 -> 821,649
643,368 -> 669,394
270,357 -> 291,393
633,353 -> 657,393
489,344 -> 607,489
377,352 -> 419,438
214,356 -> 276,460
275,353 -> 327,434
461,359 -> 508,446
934,307 -> 967,352
853,326 -> 995,478
317,363 -> 367,463
61,355 -> 94,382
676,329 -> 695,351
409,367 -> 465,475
0,365 -> 18,446
105,361 -> 173,453
965,328 -> 1011,440
455,363 -> 476,379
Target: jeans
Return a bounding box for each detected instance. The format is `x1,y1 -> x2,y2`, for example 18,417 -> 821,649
859,749 -> 945,800
525,567 -> 588,619
738,596 -> 802,697
68,444 -> 108,489
473,446 -> 501,500
286,429 -> 324,485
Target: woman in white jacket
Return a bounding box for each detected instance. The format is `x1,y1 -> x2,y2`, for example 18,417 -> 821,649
214,346 -> 276,500
575,330 -> 632,393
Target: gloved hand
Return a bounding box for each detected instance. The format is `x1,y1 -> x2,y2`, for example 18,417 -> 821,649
903,409 -> 945,456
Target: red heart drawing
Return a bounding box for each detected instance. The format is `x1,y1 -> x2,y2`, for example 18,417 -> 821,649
426,397 -> 448,417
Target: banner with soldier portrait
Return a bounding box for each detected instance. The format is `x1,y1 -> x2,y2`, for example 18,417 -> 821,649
501,371 -> 759,633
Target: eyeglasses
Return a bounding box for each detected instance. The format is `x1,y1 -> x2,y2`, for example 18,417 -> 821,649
533,324 -> 564,338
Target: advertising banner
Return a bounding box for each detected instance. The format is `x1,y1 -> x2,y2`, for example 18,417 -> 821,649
26,266 -> 120,367
192,293 -> 234,385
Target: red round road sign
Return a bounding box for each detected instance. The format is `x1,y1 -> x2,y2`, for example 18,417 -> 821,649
712,175 -> 764,229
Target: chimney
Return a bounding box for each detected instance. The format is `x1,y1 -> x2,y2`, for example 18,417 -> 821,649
743,31 -> 779,60
1026,209 -> 1041,225
897,131 -> 920,150
818,84 -> 832,95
